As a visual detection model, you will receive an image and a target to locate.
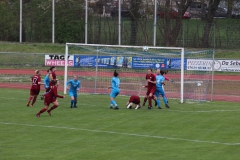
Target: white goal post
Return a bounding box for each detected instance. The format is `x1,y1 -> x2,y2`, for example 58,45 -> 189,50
64,43 -> 185,103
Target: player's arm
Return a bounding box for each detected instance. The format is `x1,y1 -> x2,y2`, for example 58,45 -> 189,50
77,81 -> 80,92
126,101 -> 130,106
38,81 -> 45,85
66,81 -> 71,91
49,73 -> 53,80
53,87 -> 65,99
164,76 -> 170,81
147,79 -> 156,84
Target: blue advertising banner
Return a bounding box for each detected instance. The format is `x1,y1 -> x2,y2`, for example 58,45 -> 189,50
132,57 -> 167,69
73,55 -> 187,70
74,55 -> 132,68
166,58 -> 187,70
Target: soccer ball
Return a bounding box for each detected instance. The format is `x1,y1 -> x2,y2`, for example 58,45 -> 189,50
143,46 -> 148,52
197,82 -> 201,87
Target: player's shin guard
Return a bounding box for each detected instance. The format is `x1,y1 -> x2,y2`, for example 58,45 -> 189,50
111,100 -> 117,107
163,96 -> 168,105
38,108 -> 47,114
157,99 -> 160,107
74,100 -> 77,106
49,105 -> 58,111
144,97 -> 147,103
127,102 -> 133,109
70,100 -> 74,107
28,96 -> 33,103
31,97 -> 37,105
148,96 -> 152,107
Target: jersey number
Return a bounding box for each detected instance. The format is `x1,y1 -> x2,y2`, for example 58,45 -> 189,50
33,77 -> 38,85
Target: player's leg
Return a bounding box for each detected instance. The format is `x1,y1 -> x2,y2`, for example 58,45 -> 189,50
110,90 -> 119,109
154,90 -> 161,109
27,95 -> 33,106
153,95 -> 157,106
135,103 -> 140,109
41,87 -> 50,100
31,89 -> 40,106
47,100 -> 59,116
27,89 -> 34,106
126,102 -> 133,109
36,103 -> 49,117
162,85 -> 169,103
69,92 -> 75,108
148,92 -> 153,109
160,89 -> 170,108
148,87 -> 155,109
143,89 -> 150,106
143,96 -> 148,106
73,93 -> 78,108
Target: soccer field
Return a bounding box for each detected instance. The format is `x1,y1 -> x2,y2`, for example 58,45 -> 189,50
0,88 -> 239,160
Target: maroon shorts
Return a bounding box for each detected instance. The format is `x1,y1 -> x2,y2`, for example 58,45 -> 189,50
146,86 -> 156,96
129,96 -> 140,104
30,89 -> 40,96
44,97 -> 56,106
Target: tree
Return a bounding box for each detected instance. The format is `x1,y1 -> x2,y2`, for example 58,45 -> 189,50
226,0 -> 233,18
160,0 -> 192,46
129,0 -> 141,45
202,0 -> 221,47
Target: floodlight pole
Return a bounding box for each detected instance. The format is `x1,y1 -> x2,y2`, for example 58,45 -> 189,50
118,0 -> 121,45
85,0 -> 88,44
20,0 -> 22,43
153,0 -> 157,46
52,0 -> 55,43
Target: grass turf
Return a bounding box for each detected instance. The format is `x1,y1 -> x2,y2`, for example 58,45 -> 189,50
0,88 -> 240,160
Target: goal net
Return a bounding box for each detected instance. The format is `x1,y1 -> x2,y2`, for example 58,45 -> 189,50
64,43 -> 214,103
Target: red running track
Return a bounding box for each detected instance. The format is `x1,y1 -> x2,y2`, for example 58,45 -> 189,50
0,69 -> 240,102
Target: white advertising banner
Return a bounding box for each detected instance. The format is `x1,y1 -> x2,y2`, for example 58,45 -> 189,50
45,55 -> 74,66
187,59 -> 240,72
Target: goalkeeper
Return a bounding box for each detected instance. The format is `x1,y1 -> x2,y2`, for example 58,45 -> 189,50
66,75 -> 81,108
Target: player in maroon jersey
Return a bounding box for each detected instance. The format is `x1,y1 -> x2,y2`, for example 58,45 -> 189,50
126,95 -> 141,109
27,70 -> 44,107
36,80 -> 65,117
49,66 -> 57,86
143,68 -> 156,109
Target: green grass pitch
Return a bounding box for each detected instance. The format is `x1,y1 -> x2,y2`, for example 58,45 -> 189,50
0,88 -> 240,160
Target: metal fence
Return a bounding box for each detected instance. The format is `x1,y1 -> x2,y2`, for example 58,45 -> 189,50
1,0 -> 240,49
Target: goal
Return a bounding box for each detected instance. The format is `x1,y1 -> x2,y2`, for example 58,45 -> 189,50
64,43 -> 214,103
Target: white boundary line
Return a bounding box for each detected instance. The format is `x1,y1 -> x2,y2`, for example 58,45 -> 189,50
1,122 -> 239,146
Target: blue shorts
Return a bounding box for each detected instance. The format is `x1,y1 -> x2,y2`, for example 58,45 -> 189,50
44,85 -> 49,89
110,89 -> 120,98
68,91 -> 78,98
155,87 -> 165,98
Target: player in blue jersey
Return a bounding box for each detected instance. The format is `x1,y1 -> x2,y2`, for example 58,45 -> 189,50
155,69 -> 170,109
108,70 -> 120,110
66,75 -> 81,108
40,69 -> 51,100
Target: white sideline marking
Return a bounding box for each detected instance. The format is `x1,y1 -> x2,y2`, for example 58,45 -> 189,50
1,122 -> 239,146
167,110 -> 240,113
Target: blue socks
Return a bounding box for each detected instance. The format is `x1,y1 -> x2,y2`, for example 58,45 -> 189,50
157,99 -> 160,107
71,100 -> 74,107
111,100 -> 117,107
163,96 -> 168,105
